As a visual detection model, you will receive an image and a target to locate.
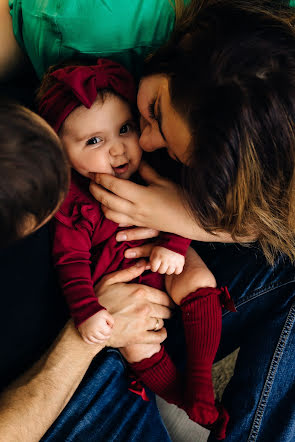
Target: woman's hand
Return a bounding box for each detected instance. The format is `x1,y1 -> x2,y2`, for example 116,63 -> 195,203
90,162 -> 235,242
94,260 -> 174,348
90,162 -> 195,236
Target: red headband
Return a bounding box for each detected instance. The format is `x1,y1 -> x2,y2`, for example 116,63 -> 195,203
38,58 -> 136,132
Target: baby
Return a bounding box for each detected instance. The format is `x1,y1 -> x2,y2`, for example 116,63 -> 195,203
38,59 -> 233,438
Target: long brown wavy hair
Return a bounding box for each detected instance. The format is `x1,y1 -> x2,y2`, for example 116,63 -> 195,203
144,0 -> 295,264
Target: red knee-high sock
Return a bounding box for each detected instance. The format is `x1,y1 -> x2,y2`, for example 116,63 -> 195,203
131,287 -> 232,440
180,287 -> 229,439
131,346 -> 184,406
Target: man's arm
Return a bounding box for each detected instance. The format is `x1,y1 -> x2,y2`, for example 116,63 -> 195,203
0,260 -> 171,442
0,322 -> 102,442
0,0 -> 27,80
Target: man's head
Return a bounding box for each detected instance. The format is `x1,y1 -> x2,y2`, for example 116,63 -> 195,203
0,102 -> 69,246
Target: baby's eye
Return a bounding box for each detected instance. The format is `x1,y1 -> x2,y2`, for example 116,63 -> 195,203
120,123 -> 132,134
86,136 -> 102,145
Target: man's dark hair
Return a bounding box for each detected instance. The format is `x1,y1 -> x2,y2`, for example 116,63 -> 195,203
0,101 -> 69,246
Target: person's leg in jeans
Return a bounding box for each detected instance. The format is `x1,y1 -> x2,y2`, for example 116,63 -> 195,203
193,242 -> 295,442
41,348 -> 171,442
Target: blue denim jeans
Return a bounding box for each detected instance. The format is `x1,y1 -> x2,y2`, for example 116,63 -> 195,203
194,242 -> 295,442
41,348 -> 170,441
42,242 -> 294,442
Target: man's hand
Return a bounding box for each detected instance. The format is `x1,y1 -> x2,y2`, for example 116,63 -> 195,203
120,343 -> 161,364
94,261 -> 174,348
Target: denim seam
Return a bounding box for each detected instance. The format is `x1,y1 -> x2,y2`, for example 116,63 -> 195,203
247,301 -> 295,441
222,279 -> 295,318
106,347 -> 128,368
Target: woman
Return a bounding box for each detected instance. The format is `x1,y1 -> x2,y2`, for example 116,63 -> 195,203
1,0 -> 294,440
90,2 -> 295,441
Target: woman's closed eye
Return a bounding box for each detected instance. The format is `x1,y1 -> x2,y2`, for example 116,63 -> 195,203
148,99 -> 156,120
86,136 -> 103,146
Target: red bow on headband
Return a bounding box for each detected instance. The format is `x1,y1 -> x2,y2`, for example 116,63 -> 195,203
38,58 -> 136,132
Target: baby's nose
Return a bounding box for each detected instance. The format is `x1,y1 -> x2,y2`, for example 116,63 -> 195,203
109,141 -> 125,156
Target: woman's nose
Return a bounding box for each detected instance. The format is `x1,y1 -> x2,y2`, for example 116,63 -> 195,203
139,117 -> 166,152
139,125 -> 153,152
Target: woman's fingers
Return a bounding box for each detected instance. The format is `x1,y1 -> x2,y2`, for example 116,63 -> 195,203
116,227 -> 159,242
89,180 -> 134,213
92,164 -> 162,203
101,205 -> 134,225
91,173 -> 145,202
125,243 -> 155,259
100,260 -> 147,286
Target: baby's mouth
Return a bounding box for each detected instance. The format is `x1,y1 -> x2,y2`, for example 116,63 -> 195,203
112,162 -> 129,175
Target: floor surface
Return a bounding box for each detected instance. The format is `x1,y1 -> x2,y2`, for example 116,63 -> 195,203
157,349 -> 239,441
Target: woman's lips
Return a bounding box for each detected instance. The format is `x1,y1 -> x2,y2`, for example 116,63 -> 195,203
113,163 -> 129,174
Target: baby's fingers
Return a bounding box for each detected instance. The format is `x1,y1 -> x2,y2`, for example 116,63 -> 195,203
82,335 -> 106,345
150,258 -> 161,273
101,206 -> 134,225
166,266 -> 176,275
100,327 -> 113,337
158,262 -> 168,274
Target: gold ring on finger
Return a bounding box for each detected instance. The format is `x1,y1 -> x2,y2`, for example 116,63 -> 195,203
153,318 -> 160,331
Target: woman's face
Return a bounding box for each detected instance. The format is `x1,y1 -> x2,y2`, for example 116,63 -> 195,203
137,75 -> 192,164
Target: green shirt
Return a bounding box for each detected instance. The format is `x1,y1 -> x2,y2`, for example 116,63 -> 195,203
9,0 -> 189,79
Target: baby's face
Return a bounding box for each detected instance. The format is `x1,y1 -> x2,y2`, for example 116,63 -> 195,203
59,95 -> 142,179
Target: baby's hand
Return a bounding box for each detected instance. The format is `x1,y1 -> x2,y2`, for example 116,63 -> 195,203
149,246 -> 185,275
78,310 -> 114,345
